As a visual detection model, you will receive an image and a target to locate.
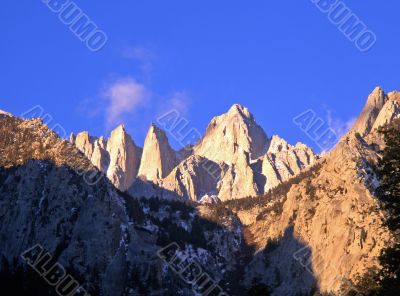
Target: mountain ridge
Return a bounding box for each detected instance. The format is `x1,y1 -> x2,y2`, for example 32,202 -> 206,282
69,102 -> 317,201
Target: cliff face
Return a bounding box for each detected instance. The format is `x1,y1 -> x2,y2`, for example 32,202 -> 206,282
138,124 -> 177,181
352,86 -> 388,136
243,134 -> 392,295
106,125 -> 142,191
91,136 -> 109,172
229,87 -> 400,295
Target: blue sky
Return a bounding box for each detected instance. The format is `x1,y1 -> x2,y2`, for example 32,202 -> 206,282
1,1 -> 399,152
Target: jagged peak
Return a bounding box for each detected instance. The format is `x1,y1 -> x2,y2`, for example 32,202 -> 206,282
268,135 -> 290,153
367,86 -> 386,105
227,103 -> 253,120
351,87 -> 388,137
371,86 -> 384,95
76,131 -> 97,145
144,123 -> 174,149
267,135 -> 314,155
108,124 -> 135,144
195,102 -> 268,162
77,131 -> 90,137
148,122 -> 166,136
113,123 -> 126,133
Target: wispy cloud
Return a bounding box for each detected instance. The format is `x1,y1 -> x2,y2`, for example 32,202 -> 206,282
78,47 -> 192,135
103,78 -> 150,128
158,91 -> 191,117
121,47 -> 155,80
325,108 -> 356,139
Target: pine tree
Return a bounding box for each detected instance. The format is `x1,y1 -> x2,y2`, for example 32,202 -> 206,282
375,118 -> 400,295
376,118 -> 400,231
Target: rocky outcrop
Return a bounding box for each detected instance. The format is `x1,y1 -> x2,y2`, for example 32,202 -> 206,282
106,125 -> 142,191
160,155 -> 224,201
75,132 -> 110,174
138,123 -> 177,181
91,136 -> 109,172
258,136 -> 316,192
372,91 -> 400,132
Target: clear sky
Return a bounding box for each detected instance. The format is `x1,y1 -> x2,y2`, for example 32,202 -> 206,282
1,1 -> 399,152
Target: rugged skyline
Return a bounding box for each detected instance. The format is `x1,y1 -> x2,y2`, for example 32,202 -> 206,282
2,2 -> 400,152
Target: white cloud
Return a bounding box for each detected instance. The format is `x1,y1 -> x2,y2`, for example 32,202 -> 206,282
122,47 -> 155,61
78,47 -> 192,134
325,109 -> 356,139
154,91 -> 192,126
103,78 -> 149,128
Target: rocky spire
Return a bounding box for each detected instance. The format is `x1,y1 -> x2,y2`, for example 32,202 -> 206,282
138,123 -> 177,181
75,131 -> 95,159
351,86 -> 388,136
106,125 -> 142,191
91,137 -> 109,172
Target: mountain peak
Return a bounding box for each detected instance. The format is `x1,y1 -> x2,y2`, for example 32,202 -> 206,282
372,86 -> 384,94
351,87 -> 388,136
228,103 -> 253,119
106,125 -> 141,191
114,124 -> 126,133
194,103 -> 268,162
138,123 -> 176,181
148,122 -> 163,134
